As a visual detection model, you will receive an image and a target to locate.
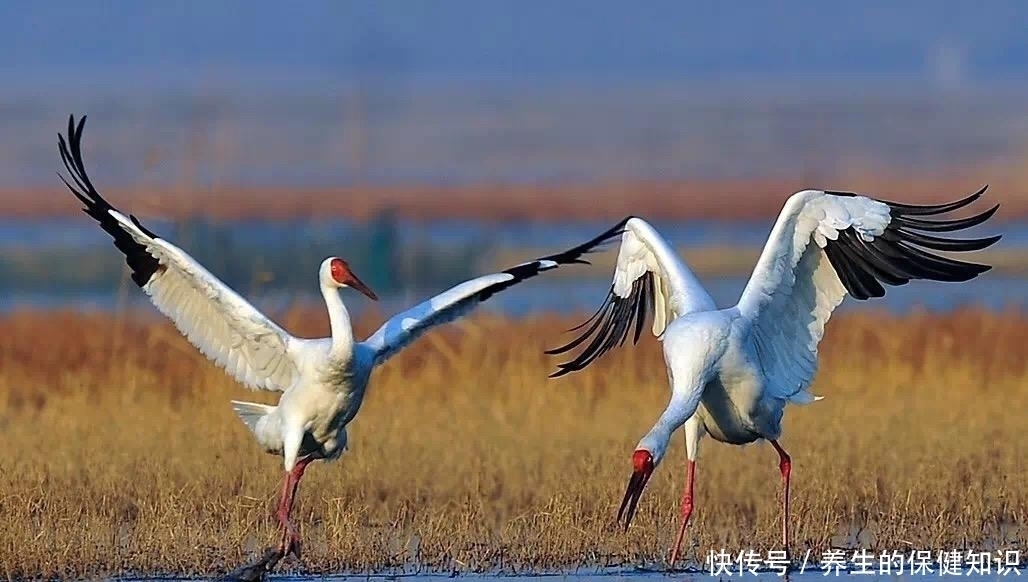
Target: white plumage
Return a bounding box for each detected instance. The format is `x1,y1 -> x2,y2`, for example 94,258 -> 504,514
547,187 -> 1000,564
59,115 -> 628,563
739,191 -> 891,405
116,210 -> 301,392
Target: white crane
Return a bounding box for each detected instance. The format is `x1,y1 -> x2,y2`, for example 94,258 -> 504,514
546,188 -> 1000,565
58,115 -> 628,562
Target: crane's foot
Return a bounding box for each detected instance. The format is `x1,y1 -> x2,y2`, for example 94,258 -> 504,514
283,536 -> 302,561
275,504 -> 303,560
278,522 -> 303,560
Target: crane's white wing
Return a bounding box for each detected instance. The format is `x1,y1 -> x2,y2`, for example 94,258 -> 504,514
736,187 -> 1000,404
59,115 -> 299,392
546,216 -> 717,377
360,217 -> 631,367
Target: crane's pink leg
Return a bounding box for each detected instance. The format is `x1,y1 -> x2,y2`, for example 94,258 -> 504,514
275,457 -> 313,559
769,440 -> 791,552
668,459 -> 696,566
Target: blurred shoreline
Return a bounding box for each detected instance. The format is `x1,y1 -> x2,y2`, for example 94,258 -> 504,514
2,172 -> 1023,222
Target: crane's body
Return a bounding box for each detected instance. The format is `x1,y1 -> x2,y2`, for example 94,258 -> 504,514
663,310 -> 767,445
640,304 -> 810,454
232,340 -> 372,465
547,188 -> 1001,565
58,114 -> 628,565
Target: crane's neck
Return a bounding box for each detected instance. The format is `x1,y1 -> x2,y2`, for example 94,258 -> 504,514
322,283 -> 355,358
638,414 -> 677,455
638,394 -> 699,460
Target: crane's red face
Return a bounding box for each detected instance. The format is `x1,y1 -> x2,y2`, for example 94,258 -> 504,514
617,449 -> 654,530
330,258 -> 378,301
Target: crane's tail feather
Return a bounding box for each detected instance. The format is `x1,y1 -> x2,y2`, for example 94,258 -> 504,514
789,391 -> 823,405
231,400 -> 275,435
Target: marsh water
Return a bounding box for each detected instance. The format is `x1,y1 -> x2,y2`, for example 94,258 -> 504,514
3,217 -> 1026,317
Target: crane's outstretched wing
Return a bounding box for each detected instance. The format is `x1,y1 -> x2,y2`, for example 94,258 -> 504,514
546,216 -> 717,377
59,115 -> 300,392
735,187 -> 1000,404
360,218 -> 630,368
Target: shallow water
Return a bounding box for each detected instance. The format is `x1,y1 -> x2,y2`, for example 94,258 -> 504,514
11,273 -> 1026,318
105,550 -> 1028,582
2,217 -> 1025,316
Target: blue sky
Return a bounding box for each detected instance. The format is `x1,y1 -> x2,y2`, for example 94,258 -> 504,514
1,0 -> 1026,87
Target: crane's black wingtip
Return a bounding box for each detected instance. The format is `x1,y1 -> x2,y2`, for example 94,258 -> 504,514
543,272 -> 653,374
61,114 -> 87,144
982,233 -> 1003,247
56,113 -> 163,288
821,182 -> 1002,300
65,114 -> 79,140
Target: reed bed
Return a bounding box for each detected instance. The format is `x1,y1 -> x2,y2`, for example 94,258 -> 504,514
0,307 -> 1025,578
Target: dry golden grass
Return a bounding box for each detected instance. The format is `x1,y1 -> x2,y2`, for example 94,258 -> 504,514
0,307 -> 1025,578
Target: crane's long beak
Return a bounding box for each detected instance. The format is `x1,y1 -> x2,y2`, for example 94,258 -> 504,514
617,450 -> 654,531
347,272 -> 379,301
